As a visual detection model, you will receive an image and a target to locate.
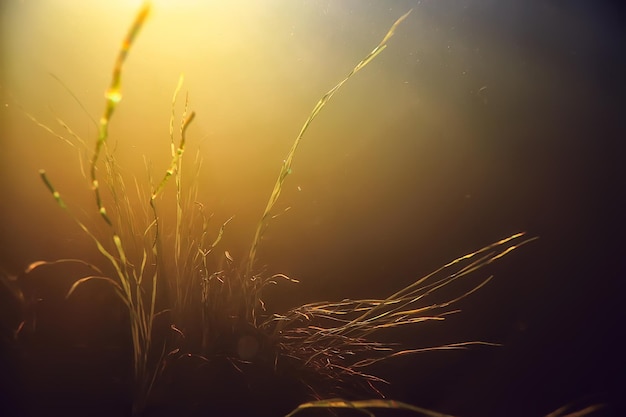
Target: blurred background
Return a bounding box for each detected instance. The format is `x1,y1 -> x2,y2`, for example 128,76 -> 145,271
1,1 -> 624,416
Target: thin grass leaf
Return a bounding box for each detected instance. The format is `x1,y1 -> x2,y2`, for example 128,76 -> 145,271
24,258 -> 103,275
285,398 -> 457,417
353,341 -> 501,368
246,10 -> 413,279
546,404 -> 605,417
170,74 -> 185,147
48,72 -> 98,128
209,215 -> 234,249
24,111 -> 76,148
66,275 -> 124,299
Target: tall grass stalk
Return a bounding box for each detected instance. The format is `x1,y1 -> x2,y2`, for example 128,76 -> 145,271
244,10 -> 413,325
36,3 -> 164,415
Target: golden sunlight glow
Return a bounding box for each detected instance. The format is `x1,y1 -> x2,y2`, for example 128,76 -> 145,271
2,1 -> 601,415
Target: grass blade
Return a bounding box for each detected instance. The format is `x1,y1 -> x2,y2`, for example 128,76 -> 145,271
285,398 -> 457,417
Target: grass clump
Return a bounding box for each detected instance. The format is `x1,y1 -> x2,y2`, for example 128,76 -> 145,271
260,233 -> 534,395
13,3 -> 548,416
